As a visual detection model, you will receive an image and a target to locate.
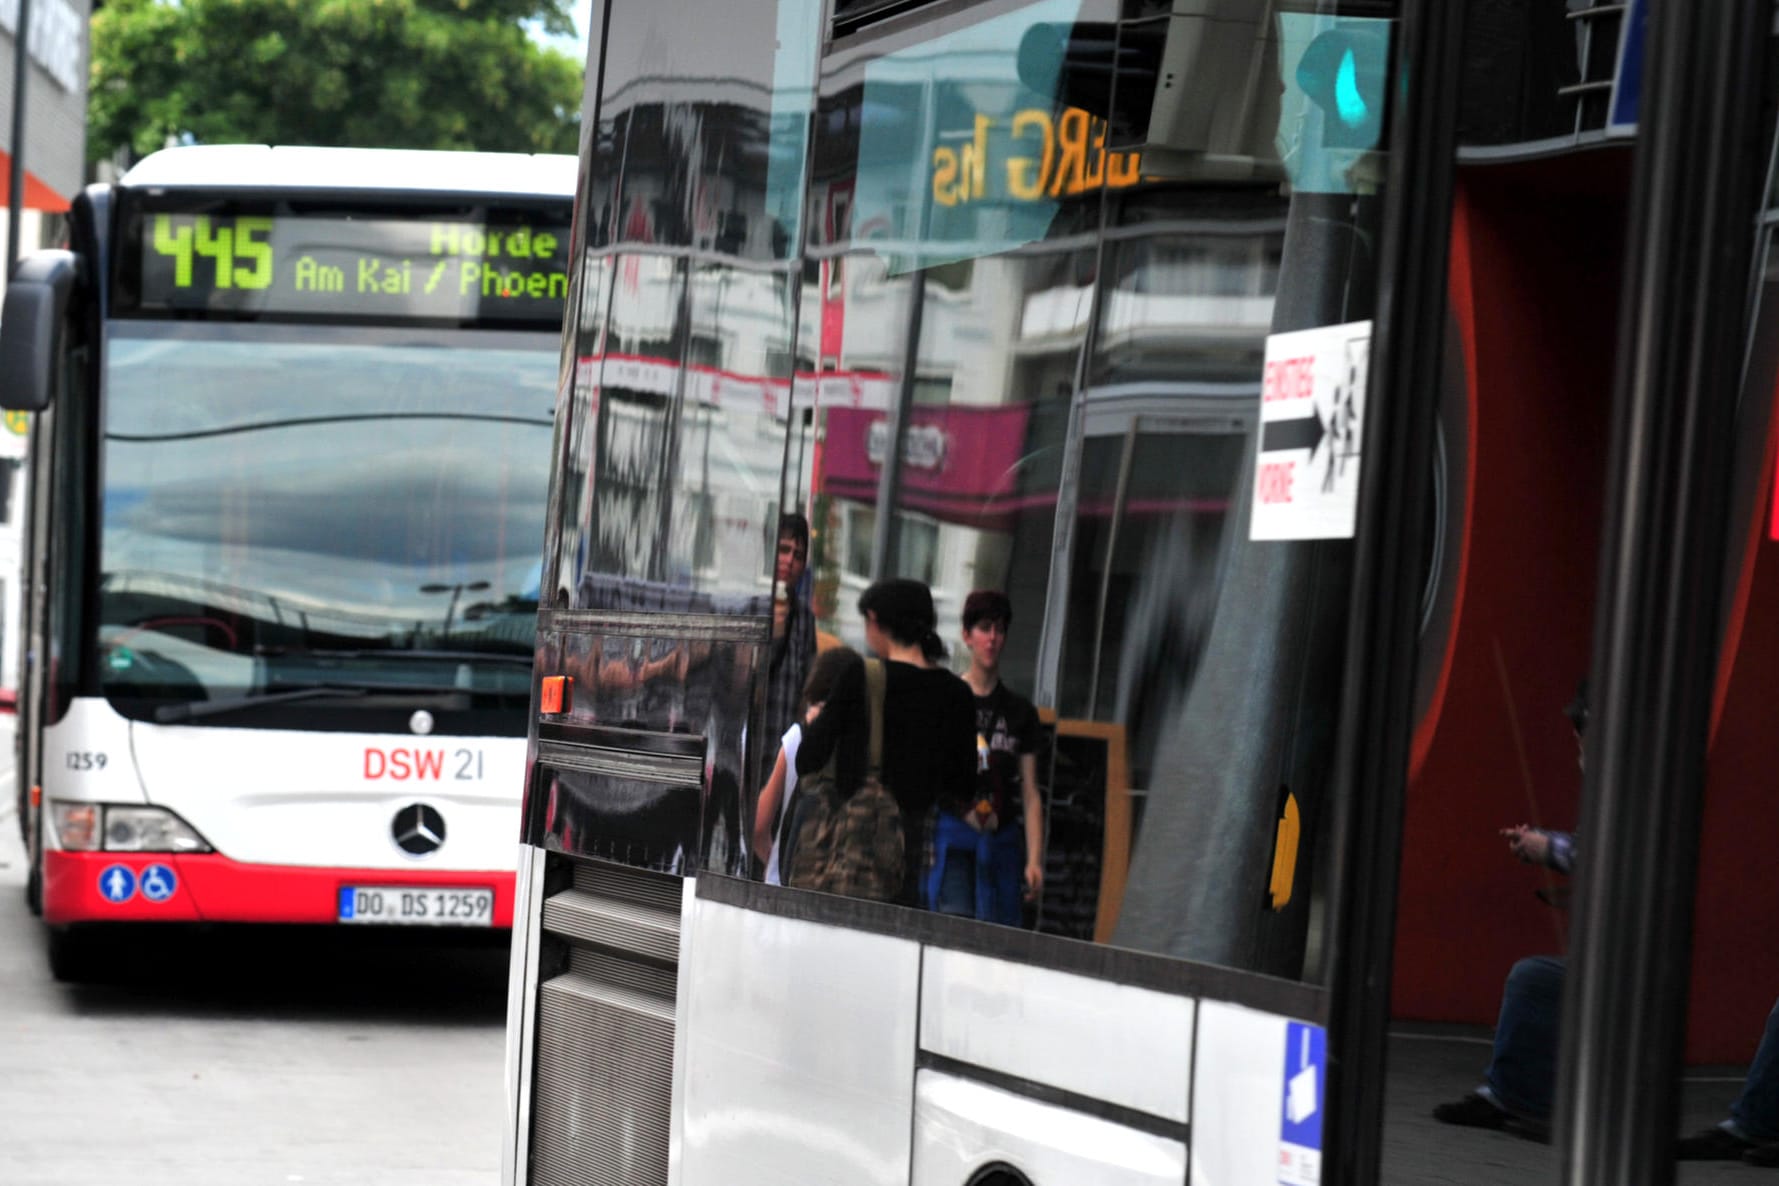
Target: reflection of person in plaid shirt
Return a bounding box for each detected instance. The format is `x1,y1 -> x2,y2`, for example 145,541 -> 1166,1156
764,513 -> 814,760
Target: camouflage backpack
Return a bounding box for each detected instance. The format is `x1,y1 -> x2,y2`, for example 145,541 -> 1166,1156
785,659 -> 905,901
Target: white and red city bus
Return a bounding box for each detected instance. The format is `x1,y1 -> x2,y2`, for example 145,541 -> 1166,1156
0,145 -> 574,978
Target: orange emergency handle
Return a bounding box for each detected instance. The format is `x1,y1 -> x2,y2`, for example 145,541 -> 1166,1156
540,675 -> 573,715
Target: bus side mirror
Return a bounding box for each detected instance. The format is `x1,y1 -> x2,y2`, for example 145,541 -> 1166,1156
0,250 -> 79,413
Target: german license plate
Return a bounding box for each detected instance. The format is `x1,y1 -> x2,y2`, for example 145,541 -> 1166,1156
337,885 -> 494,926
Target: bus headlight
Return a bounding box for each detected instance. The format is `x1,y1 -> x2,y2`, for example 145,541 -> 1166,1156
101,806 -> 212,853
50,802 -> 100,851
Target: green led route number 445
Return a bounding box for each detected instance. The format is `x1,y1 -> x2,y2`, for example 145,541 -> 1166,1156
153,214 -> 274,290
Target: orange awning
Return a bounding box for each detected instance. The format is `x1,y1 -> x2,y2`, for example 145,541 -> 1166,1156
0,148 -> 70,212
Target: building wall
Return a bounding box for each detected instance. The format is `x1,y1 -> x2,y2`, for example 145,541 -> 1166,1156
0,0 -> 92,205
0,1 -> 87,691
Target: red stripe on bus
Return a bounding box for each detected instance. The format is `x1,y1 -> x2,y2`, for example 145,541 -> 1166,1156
1407,188 -> 1479,781
41,850 -> 514,928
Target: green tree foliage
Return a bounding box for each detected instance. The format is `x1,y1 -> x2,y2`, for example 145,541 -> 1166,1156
89,0 -> 584,164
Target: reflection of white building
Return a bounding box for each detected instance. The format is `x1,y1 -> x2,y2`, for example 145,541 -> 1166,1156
804,219 -> 1278,667
0,0 -> 92,300
0,0 -> 91,691
576,250 -> 797,598
0,429 -> 24,693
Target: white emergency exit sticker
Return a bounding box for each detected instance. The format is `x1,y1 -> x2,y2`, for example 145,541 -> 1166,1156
1249,320 -> 1371,541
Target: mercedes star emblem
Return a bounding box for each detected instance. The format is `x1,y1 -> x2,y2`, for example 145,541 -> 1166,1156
409,709 -> 434,735
392,803 -> 446,856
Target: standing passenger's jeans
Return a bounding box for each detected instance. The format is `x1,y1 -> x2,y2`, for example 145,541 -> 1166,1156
929,811 -> 1024,925
1730,996 -> 1779,1142
1485,955 -> 1566,1122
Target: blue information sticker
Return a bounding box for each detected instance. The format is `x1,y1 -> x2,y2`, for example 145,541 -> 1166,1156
1280,1021 -> 1326,1186
98,864 -> 137,903
1608,0 -> 1648,133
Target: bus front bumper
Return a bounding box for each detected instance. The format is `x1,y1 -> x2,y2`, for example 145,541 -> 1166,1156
40,849 -> 515,928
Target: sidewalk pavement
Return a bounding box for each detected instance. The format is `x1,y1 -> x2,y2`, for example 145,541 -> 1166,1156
1384,1024 -> 1757,1183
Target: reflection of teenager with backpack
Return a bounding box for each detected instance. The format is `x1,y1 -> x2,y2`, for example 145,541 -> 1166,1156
795,579 -> 976,906
755,647 -> 858,885
929,590 -> 1043,925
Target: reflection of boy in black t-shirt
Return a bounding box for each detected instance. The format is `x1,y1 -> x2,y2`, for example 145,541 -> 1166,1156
926,590 -> 1044,925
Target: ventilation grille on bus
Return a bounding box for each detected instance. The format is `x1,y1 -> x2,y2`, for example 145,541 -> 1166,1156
530,858 -> 682,1186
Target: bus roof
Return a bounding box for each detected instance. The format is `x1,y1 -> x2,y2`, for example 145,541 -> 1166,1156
118,145 -> 577,199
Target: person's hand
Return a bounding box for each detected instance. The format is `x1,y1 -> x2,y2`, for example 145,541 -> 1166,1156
1500,824 -> 1550,865
773,595 -> 789,640
1023,860 -> 1043,901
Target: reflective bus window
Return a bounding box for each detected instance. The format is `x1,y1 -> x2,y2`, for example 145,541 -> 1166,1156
100,326 -> 551,712
766,0 -> 1397,982
553,0 -> 814,610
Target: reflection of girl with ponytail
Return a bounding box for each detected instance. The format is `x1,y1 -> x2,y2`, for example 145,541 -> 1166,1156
797,578 -> 977,906
859,577 -> 948,668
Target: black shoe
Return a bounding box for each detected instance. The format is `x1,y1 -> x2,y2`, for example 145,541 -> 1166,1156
1514,1115 -> 1553,1145
1745,1141 -> 1779,1168
1676,1125 -> 1756,1160
1433,1092 -> 1510,1130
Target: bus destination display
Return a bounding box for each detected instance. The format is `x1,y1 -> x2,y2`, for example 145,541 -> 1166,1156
133,213 -> 571,324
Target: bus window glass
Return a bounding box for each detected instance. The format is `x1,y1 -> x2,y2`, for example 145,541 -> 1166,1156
548,254 -> 612,608
46,340 -> 92,724
1092,214 -> 1285,385
100,324 -> 551,717
683,264 -> 797,590
772,0 -> 1399,984
560,0 -> 816,608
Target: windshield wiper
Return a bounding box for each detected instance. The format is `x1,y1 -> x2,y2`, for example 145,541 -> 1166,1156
152,677 -> 508,724
153,684 -> 370,723
254,646 -> 532,665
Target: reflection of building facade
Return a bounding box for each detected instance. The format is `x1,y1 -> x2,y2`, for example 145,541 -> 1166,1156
511,1 -> 1779,1182
0,428 -> 21,691
542,0 -> 1320,954
802,221 -> 1278,666
519,1 -> 1392,1181
0,0 -> 89,283
0,0 -> 89,691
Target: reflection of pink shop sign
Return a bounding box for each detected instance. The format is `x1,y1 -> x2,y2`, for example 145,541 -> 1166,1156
866,420 -> 948,471
821,404 -> 1033,530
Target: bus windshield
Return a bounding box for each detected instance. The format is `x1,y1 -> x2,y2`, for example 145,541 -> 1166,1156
98,322 -> 554,714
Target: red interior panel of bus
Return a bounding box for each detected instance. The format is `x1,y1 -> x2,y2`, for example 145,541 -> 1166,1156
1391,152 -> 1779,1063
1392,156 -> 1615,1040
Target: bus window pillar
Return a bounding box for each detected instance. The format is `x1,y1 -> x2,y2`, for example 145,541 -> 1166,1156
1556,1 -> 1771,1183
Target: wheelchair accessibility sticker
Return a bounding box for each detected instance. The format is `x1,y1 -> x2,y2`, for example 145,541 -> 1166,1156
140,864 -> 178,903
98,865 -> 137,903
1280,1020 -> 1325,1186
